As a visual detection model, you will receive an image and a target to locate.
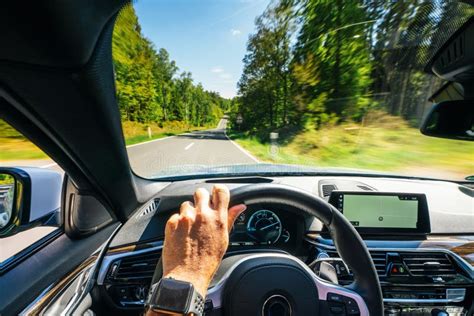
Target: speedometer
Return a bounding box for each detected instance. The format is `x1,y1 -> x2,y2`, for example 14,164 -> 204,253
246,210 -> 282,244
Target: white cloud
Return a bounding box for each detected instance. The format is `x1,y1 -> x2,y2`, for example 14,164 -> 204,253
211,67 -> 224,73
230,29 -> 242,36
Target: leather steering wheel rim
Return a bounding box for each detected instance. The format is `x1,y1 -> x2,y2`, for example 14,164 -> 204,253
228,183 -> 383,316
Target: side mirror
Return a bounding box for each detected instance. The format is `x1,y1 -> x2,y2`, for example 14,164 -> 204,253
0,167 -> 63,238
420,100 -> 474,141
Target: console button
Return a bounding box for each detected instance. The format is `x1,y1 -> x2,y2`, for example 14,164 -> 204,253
117,287 -> 130,301
389,263 -> 407,275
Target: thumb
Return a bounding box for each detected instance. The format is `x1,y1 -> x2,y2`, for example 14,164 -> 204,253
227,204 -> 246,232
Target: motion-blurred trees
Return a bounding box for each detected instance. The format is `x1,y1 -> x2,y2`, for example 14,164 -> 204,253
238,0 -> 296,130
236,0 -> 471,134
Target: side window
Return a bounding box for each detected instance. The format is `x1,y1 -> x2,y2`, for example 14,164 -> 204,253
0,119 -> 62,265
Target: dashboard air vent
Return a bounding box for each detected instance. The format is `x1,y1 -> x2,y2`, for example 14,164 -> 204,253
401,252 -> 456,276
322,184 -> 337,197
137,199 -> 160,218
370,251 -> 388,275
318,248 -> 460,283
108,251 -> 161,282
324,248 -> 387,282
357,185 -> 374,191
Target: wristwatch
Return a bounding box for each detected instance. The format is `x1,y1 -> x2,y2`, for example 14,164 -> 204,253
146,278 -> 205,316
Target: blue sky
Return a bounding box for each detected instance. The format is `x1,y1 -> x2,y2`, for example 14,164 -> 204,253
134,0 -> 270,99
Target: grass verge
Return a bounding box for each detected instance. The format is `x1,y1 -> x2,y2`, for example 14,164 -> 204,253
229,112 -> 474,181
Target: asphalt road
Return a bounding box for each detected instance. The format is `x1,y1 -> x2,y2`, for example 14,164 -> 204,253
0,119 -> 258,176
127,119 -> 258,178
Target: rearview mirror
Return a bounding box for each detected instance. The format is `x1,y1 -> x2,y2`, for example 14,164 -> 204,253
420,100 -> 474,141
0,167 -> 63,237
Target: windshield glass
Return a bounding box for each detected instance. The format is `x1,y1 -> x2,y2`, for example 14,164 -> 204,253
113,0 -> 474,180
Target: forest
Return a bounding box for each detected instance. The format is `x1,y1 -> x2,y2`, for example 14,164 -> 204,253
233,0 -> 472,135
112,5 -> 230,130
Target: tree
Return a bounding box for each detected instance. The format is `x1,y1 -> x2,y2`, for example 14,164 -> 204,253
112,4 -> 228,127
238,0 -> 296,131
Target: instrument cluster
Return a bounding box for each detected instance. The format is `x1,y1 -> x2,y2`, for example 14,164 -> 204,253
229,206 -> 301,249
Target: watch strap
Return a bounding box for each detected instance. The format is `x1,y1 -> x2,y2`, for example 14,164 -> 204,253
188,285 -> 205,315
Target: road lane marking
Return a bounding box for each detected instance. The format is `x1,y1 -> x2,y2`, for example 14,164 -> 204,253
223,132 -> 260,163
37,135 -> 179,169
126,135 -> 176,148
36,134 -> 180,170
184,142 -> 195,150
40,162 -> 58,168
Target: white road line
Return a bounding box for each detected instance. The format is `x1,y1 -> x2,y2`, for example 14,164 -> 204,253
223,131 -> 260,163
37,135 -> 178,169
40,162 -> 58,168
126,135 -> 176,148
184,142 -> 195,150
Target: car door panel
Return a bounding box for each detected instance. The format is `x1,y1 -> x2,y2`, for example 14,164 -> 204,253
0,224 -> 118,316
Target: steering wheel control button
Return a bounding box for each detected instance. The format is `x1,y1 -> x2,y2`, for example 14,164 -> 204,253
327,293 -> 344,303
328,303 -> 345,314
344,297 -> 360,315
327,293 -> 360,315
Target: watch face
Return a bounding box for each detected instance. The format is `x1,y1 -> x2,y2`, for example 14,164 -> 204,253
155,278 -> 193,312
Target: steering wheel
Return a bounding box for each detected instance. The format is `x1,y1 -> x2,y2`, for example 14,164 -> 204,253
203,184 -> 383,316
152,183 -> 383,315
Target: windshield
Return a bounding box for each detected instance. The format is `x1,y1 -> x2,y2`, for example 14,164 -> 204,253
113,0 -> 474,181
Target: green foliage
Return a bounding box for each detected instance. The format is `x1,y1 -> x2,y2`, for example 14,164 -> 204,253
234,0 -> 470,132
112,5 -> 226,126
237,0 -> 373,132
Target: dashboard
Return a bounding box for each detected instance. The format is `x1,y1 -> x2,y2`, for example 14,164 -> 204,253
93,176 -> 473,316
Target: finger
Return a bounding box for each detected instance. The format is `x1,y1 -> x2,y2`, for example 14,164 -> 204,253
211,184 -> 230,215
194,187 -> 210,211
227,204 -> 247,232
165,213 -> 180,235
179,201 -> 196,222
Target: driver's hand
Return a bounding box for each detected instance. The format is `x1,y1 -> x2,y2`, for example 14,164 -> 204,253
161,185 -> 246,296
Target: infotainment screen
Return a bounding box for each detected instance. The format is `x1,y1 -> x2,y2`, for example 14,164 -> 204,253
328,192 -> 430,234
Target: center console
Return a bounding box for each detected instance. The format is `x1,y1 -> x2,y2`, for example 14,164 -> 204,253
309,239 -> 473,316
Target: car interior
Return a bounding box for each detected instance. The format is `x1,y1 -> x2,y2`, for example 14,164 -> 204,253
0,1 -> 472,316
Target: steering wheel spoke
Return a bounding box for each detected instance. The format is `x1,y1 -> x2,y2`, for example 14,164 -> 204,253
313,273 -> 369,315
